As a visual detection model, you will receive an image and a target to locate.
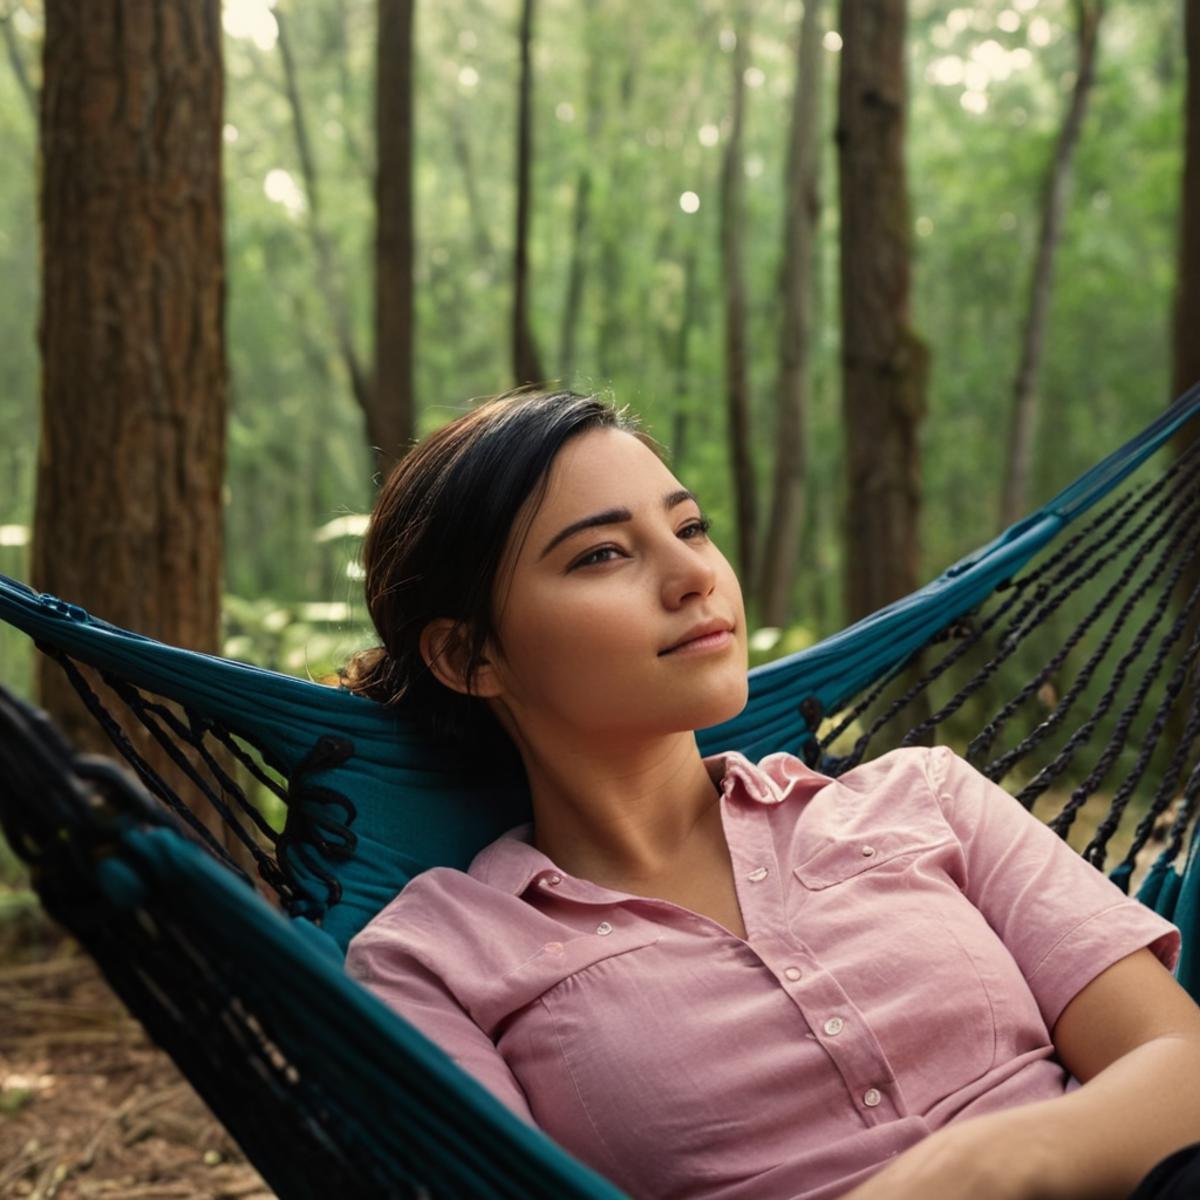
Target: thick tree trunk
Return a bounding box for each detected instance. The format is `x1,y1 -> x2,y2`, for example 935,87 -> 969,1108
1171,0 -> 1200,749
999,0 -> 1104,531
513,0 -> 545,385
34,1 -> 242,859
721,12 -> 758,591
837,0 -> 929,624
1174,0 -> 1200,427
757,0 -> 824,629
374,0 -> 417,472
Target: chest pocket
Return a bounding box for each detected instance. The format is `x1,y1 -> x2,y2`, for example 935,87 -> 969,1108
471,928 -> 662,1035
791,827 -> 999,1092
793,829 -> 952,890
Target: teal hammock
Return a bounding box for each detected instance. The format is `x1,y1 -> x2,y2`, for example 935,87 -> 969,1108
1,383 -> 1200,1199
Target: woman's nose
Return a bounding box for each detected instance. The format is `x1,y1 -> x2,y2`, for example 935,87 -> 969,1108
662,540 -> 715,604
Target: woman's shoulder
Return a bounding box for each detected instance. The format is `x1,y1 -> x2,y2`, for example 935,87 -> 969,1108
354,864 -> 497,940
752,742 -> 939,802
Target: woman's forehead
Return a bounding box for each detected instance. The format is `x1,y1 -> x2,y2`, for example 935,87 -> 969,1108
537,430 -> 677,521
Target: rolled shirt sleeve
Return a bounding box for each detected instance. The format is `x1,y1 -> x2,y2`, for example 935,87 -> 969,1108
344,923 -> 540,1129
927,744 -> 1182,1032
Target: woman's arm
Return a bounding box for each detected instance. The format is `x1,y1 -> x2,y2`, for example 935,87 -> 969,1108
842,946 -> 1200,1200
1032,944 -> 1200,1198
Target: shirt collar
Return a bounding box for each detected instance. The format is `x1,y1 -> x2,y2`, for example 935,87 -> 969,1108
467,748 -> 805,898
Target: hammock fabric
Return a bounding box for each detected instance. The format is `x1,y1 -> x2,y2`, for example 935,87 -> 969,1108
1,382 -> 1200,1199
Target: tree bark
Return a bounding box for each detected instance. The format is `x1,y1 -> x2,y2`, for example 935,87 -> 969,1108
34,0 -> 242,859
837,0 -> 929,624
374,0 -> 417,473
756,0 -> 824,629
721,9 -> 758,590
999,0 -> 1104,531
1174,0 -> 1200,423
513,0 -> 545,385
1170,0 -> 1200,749
668,241 -> 700,475
557,0 -> 602,385
596,50 -> 640,381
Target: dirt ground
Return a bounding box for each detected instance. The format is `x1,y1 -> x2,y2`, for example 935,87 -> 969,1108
0,907 -> 275,1200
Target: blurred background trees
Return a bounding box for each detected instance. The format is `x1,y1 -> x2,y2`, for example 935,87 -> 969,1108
0,0 -> 1193,716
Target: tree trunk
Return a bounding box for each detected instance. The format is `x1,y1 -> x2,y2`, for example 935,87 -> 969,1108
1173,0 -> 1200,429
668,241 -> 701,475
449,98 -> 496,264
721,10 -> 758,591
513,0 -> 545,385
596,52 -> 640,381
999,0 -> 1104,531
756,0 -> 824,629
34,0 -> 244,861
374,0 -> 417,473
1170,0 -> 1200,750
557,0 -> 602,385
836,0 -> 929,624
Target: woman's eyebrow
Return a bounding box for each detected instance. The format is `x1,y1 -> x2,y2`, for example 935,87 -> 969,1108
538,488 -> 697,560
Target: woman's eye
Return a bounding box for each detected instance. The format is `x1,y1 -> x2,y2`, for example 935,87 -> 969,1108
574,546 -> 622,569
571,516 -> 712,570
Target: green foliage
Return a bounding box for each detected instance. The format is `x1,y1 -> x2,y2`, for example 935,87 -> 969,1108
0,0 -> 1187,724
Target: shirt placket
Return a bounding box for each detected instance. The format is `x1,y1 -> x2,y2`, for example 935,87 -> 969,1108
723,789 -> 909,1127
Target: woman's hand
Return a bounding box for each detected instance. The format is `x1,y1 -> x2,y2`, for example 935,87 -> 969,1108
840,1107 -> 1064,1200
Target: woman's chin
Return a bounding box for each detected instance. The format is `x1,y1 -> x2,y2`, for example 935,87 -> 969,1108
678,683 -> 750,731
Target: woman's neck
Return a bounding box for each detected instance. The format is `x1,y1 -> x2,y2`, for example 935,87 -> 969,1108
525,724 -> 720,888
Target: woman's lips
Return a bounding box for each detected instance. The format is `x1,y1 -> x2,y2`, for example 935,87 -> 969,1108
661,629 -> 734,656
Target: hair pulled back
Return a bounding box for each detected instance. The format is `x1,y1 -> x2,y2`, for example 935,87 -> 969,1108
341,387 -> 663,760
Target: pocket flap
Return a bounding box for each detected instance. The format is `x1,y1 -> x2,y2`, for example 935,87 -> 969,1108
793,831 -> 949,890
471,928 -> 662,1033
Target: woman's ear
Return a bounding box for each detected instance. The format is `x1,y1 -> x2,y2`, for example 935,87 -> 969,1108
419,618 -> 502,698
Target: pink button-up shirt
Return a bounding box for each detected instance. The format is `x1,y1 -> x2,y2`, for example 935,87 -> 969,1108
344,744 -> 1180,1200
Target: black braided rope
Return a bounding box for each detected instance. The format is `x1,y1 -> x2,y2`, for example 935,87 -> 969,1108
892,458 -> 1190,758
989,476 -> 1200,797
966,446 -> 1200,767
1119,655 -> 1200,872
820,436 -> 1200,875
1084,613 -> 1200,868
38,645 -> 250,883
39,644 -> 359,922
814,482 -> 1146,762
1032,534 -> 1200,829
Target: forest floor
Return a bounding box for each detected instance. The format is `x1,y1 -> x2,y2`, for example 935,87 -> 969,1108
0,906 -> 275,1200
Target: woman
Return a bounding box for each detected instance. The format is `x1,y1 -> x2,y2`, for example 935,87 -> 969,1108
342,387 -> 1200,1199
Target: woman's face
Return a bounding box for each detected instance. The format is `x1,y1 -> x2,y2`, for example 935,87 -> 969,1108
480,426 -> 749,751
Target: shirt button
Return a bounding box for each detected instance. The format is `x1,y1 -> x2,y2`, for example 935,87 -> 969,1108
547,873 -> 563,885
747,866 -> 769,881
861,845 -> 876,858
823,1017 -> 844,1036
544,941 -> 564,954
863,1088 -> 882,1108
596,921 -> 614,936
784,966 -> 802,981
